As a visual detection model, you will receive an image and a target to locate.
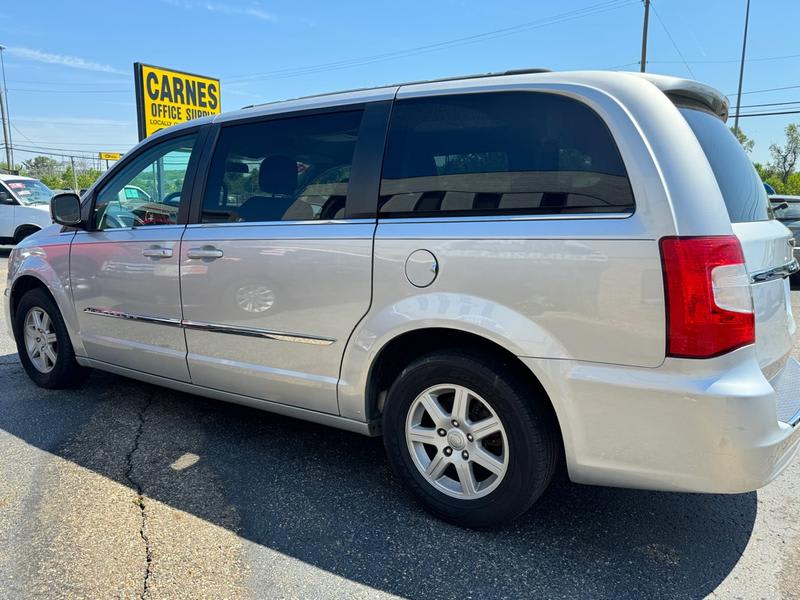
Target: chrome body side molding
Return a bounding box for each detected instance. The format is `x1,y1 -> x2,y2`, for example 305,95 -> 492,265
181,319 -> 336,345
83,307 -> 182,327
83,307 -> 335,345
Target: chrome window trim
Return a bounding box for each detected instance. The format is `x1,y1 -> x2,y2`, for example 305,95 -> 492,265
750,259 -> 800,284
377,212 -> 633,225
186,218 -> 375,229
84,308 -> 335,345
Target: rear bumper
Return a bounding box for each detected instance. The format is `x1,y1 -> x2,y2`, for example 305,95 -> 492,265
522,347 -> 800,494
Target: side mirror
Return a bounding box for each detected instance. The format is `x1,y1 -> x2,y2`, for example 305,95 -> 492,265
50,192 -> 83,227
0,190 -> 12,203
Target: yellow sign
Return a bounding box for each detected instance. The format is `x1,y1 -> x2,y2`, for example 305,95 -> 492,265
134,63 -> 221,139
98,152 -> 122,161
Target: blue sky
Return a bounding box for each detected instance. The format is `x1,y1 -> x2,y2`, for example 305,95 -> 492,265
1,0 -> 798,167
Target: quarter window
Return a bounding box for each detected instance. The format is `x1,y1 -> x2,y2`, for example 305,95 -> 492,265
380,92 -> 634,217
201,110 -> 363,223
93,134 -> 196,229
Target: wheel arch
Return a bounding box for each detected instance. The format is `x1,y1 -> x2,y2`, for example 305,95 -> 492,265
359,327 -> 565,455
9,267 -> 85,357
12,224 -> 41,244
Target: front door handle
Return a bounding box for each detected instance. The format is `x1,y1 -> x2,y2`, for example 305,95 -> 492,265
142,246 -> 173,258
186,246 -> 224,260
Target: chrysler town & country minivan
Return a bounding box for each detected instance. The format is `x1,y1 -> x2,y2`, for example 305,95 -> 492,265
5,70 -> 800,527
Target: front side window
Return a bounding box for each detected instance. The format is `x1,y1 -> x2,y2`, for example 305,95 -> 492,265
93,134 -> 196,230
379,92 -> 634,217
201,110 -> 363,223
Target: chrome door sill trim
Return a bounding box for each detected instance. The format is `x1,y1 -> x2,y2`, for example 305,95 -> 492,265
181,319 -> 336,345
83,307 -> 182,327
84,307 -> 335,345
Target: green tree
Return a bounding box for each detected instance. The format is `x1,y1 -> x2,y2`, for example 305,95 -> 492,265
768,123 -> 800,184
731,127 -> 755,153
21,156 -> 62,188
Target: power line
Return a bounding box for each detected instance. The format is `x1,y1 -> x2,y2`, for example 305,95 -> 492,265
729,99 -> 800,110
649,1 -> 695,79
733,109 -> 800,118
727,84 -> 800,97
649,52 -> 800,65
224,0 -> 638,83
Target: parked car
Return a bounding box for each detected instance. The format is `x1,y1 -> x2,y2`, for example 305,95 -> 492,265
0,174 -> 54,244
770,195 -> 800,282
764,181 -> 776,195
5,70 -> 800,527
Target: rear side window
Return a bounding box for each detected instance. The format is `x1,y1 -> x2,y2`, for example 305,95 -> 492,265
379,92 -> 634,217
680,108 -> 770,223
202,110 -> 363,223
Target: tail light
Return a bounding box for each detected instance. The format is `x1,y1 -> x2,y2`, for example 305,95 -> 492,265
660,236 -> 754,358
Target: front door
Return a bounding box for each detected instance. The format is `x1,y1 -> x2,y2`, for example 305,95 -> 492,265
180,108 -> 380,414
70,132 -> 200,381
0,182 -> 15,239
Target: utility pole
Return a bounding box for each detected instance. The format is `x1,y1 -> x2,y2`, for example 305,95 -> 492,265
70,156 -> 79,193
733,0 -> 751,134
639,0 -> 651,72
0,45 -> 12,170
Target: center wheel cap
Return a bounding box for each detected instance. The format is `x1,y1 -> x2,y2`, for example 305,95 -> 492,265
447,429 -> 467,451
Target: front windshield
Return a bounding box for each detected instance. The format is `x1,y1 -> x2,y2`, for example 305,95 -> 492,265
5,179 -> 54,205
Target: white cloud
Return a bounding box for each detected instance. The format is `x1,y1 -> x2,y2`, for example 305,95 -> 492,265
163,0 -> 274,21
6,47 -> 125,75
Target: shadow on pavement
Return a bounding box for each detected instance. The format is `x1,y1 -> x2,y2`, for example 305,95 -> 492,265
0,360 -> 756,600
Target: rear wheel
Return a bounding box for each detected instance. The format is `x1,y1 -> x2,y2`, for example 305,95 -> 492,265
13,288 -> 90,388
383,351 -> 559,528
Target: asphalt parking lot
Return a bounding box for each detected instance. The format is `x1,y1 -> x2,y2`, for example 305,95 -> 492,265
0,246 -> 798,600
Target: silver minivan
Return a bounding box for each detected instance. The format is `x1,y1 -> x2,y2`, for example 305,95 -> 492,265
5,70 -> 800,527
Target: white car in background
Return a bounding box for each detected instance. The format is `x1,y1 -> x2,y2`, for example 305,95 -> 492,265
0,174 -> 55,244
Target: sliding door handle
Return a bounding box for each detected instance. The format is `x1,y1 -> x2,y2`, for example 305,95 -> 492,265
142,246 -> 173,258
186,246 -> 224,260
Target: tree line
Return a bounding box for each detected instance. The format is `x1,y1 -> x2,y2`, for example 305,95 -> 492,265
1,155 -> 102,191
734,124 -> 800,195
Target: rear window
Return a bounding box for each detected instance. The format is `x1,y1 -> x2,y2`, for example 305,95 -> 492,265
379,92 -> 634,217
680,108 -> 770,223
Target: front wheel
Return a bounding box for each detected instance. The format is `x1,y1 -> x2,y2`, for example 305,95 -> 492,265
13,288 -> 90,388
383,351 -> 559,528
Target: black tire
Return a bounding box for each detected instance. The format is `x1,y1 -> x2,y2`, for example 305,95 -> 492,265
383,351 -> 559,528
13,288 -> 91,389
13,226 -> 40,245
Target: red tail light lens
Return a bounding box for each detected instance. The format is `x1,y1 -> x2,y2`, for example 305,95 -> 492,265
660,236 -> 754,358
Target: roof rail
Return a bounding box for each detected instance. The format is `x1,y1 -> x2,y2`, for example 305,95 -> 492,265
240,68 -> 552,110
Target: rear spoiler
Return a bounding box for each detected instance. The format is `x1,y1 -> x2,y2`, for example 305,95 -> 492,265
632,73 -> 729,121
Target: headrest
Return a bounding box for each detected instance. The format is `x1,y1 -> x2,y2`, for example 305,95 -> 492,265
259,155 -> 297,195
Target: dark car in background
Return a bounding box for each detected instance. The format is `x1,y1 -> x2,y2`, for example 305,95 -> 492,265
770,195 -> 800,283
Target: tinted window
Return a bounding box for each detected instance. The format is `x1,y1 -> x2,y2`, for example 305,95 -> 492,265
202,110 -> 363,223
94,134 -> 196,229
379,92 -> 633,217
681,108 -> 770,223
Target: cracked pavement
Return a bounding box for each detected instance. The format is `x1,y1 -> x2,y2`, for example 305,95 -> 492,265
1,247 -> 799,599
